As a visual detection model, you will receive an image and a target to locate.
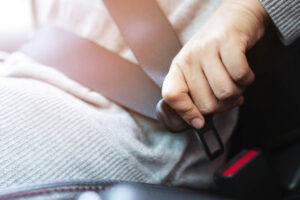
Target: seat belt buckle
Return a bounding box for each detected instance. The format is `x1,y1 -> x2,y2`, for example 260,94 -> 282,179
193,115 -> 224,160
214,149 -> 282,200
156,100 -> 224,160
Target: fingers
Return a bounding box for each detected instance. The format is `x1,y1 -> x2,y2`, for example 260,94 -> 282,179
179,55 -> 219,115
200,43 -> 243,102
178,49 -> 244,115
162,38 -> 254,130
160,0 -> 261,131
220,39 -> 255,86
162,65 -> 205,129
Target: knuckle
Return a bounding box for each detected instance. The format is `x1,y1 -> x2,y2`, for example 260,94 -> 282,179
216,85 -> 236,101
234,68 -> 251,83
182,52 -> 193,66
198,42 -> 211,54
172,52 -> 194,70
162,90 -> 181,104
171,58 -> 184,71
200,37 -> 219,48
235,68 -> 254,85
199,102 -> 217,114
171,56 -> 180,65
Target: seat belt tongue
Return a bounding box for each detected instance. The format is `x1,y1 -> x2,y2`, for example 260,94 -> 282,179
155,99 -> 190,132
214,149 -> 282,200
193,115 -> 224,160
156,99 -> 224,160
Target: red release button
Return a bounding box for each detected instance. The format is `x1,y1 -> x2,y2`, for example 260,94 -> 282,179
222,149 -> 258,176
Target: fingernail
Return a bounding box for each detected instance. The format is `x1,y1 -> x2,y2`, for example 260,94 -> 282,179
191,118 -> 204,129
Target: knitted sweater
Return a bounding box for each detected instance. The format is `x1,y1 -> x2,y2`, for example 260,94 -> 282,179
0,0 -> 297,190
260,0 -> 300,45
0,0 -> 238,189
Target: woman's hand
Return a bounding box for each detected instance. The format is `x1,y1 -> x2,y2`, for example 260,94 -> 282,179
162,0 -> 269,129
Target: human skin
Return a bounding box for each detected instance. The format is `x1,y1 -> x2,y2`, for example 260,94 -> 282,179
162,0 -> 270,129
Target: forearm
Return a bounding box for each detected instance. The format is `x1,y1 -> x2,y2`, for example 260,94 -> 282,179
260,0 -> 300,45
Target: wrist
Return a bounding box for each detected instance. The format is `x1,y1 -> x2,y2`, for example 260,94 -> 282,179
224,0 -> 270,27
224,0 -> 270,42
254,0 -> 270,27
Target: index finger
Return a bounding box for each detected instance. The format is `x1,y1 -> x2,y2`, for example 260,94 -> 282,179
162,64 -> 205,129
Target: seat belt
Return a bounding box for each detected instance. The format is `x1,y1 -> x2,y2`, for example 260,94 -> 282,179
20,1 -> 224,160
20,26 -> 161,120
102,0 -> 224,160
22,0 -> 181,121
102,0 -> 182,87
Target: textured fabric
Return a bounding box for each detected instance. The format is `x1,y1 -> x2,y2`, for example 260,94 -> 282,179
0,52 -> 237,189
0,0 -> 238,189
0,67 -> 147,187
260,0 -> 300,45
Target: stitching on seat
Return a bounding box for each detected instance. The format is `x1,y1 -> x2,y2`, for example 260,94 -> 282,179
0,186 -> 108,200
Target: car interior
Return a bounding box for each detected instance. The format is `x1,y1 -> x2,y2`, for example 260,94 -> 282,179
0,1 -> 299,200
